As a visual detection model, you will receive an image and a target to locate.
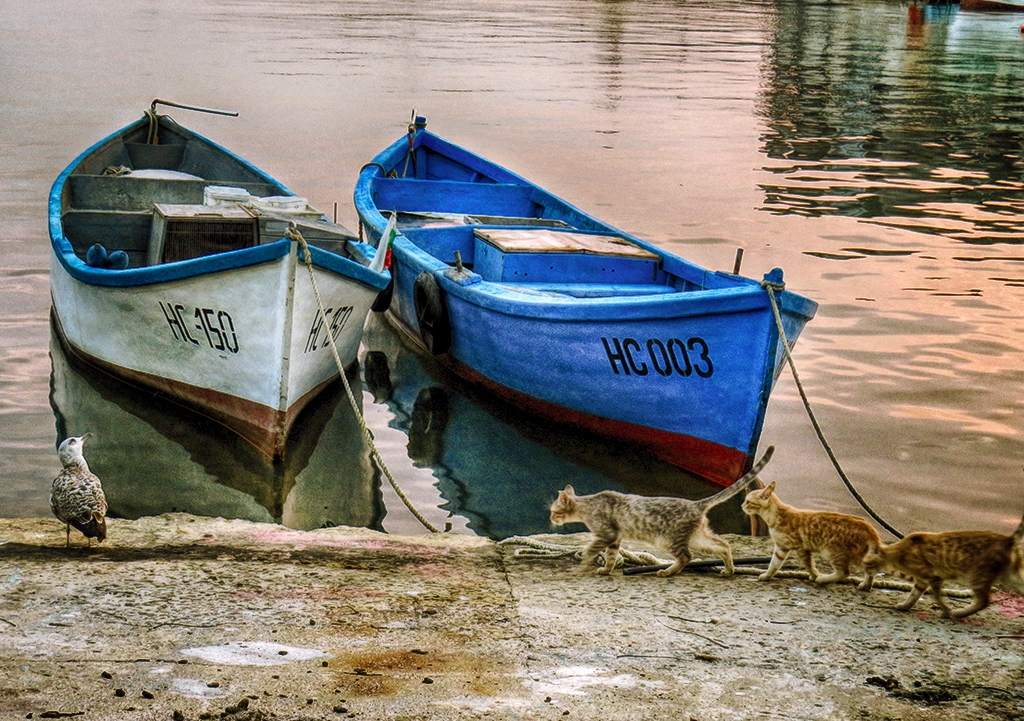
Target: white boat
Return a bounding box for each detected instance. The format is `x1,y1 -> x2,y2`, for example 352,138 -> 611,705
49,101 -> 390,458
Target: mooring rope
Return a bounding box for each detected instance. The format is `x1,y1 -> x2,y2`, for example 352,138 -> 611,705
285,225 -> 442,534
144,108 -> 160,145
496,537 -> 972,597
761,279 -> 904,540
497,535 -> 670,567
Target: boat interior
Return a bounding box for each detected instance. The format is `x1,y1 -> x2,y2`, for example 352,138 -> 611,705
60,124 -> 357,270
374,175 -> 711,295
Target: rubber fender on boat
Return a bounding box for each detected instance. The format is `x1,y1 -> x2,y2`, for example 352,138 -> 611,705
413,271 -> 451,355
371,275 -> 394,313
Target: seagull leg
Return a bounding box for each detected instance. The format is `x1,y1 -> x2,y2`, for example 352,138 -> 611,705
65,523 -> 71,548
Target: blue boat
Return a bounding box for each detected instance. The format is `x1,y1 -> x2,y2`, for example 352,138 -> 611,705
354,117 -> 818,487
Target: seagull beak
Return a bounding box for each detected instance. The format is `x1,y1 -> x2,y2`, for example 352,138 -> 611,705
80,432 -> 94,443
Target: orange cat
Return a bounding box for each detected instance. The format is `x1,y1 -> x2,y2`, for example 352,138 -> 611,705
862,512 -> 1024,618
741,482 -> 881,590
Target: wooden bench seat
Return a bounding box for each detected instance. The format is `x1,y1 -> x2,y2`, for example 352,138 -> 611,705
496,282 -> 677,298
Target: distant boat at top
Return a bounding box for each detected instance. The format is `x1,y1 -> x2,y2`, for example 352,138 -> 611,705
958,0 -> 1024,11
49,100 -> 390,459
353,116 -> 818,487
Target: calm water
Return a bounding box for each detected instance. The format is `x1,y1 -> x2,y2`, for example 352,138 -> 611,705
2,0 -> 1024,539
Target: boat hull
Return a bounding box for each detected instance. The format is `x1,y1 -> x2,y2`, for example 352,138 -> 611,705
50,244 -> 379,457
386,264 -> 806,486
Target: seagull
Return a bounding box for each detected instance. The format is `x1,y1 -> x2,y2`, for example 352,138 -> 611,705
50,433 -> 108,547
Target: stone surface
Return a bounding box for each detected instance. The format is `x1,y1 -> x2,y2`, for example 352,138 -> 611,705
1,516 -> 1022,720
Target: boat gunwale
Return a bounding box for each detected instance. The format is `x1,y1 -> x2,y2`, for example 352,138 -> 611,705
434,273 -> 789,321
50,115 -> 390,292
357,129 -> 695,263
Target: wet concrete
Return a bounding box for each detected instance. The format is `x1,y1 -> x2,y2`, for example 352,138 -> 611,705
1,515 -> 1022,720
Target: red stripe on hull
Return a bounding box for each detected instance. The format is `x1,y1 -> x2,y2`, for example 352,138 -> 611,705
456,361 -> 748,486
52,308 -> 340,460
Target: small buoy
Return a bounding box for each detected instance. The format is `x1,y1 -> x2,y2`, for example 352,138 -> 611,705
86,243 -> 108,268
1020,22 -> 1024,33
107,249 -> 130,269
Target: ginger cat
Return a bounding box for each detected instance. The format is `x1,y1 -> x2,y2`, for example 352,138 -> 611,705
548,447 -> 773,577
862,512 -> 1024,619
741,482 -> 881,589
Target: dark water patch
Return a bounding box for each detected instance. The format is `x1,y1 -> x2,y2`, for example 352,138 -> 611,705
803,251 -> 865,260
841,248 -> 918,257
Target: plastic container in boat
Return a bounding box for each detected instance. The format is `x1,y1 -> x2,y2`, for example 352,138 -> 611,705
204,185 -> 252,206
251,195 -> 309,212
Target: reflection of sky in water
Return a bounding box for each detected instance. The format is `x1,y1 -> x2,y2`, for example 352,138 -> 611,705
758,3 -> 1024,245
751,2 -> 1024,537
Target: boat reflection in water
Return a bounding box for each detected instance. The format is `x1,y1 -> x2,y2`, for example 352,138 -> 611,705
51,311 -> 755,539
361,315 -> 754,540
49,322 -> 382,531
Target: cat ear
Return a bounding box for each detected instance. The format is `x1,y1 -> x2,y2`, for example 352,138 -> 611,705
563,485 -> 576,496
765,481 -> 776,494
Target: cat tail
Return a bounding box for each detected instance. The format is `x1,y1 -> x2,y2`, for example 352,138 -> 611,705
696,446 -> 775,511
1012,507 -> 1024,546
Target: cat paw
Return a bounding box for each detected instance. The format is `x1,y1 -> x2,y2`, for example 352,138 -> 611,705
757,572 -> 772,581
596,567 -> 611,576
718,568 -> 734,576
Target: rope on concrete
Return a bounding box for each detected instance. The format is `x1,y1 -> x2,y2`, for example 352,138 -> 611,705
497,536 -> 973,598
497,536 -> 670,568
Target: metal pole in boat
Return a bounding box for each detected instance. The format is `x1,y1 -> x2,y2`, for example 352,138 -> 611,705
733,248 -> 744,275
150,99 -> 239,117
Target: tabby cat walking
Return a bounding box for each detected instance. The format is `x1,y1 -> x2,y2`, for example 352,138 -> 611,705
549,446 -> 773,577
862,511 -> 1024,618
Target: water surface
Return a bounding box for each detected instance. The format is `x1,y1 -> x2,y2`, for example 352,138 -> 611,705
2,0 -> 1023,538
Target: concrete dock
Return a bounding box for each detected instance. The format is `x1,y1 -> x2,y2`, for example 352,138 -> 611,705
1,515 -> 1022,720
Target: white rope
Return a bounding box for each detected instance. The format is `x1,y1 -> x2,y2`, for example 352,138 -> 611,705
496,536 -> 973,597
497,536 -> 673,568
286,226 -> 442,533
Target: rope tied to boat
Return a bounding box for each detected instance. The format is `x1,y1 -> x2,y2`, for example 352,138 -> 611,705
144,108 -> 161,145
760,278 -> 904,540
285,224 -> 444,534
